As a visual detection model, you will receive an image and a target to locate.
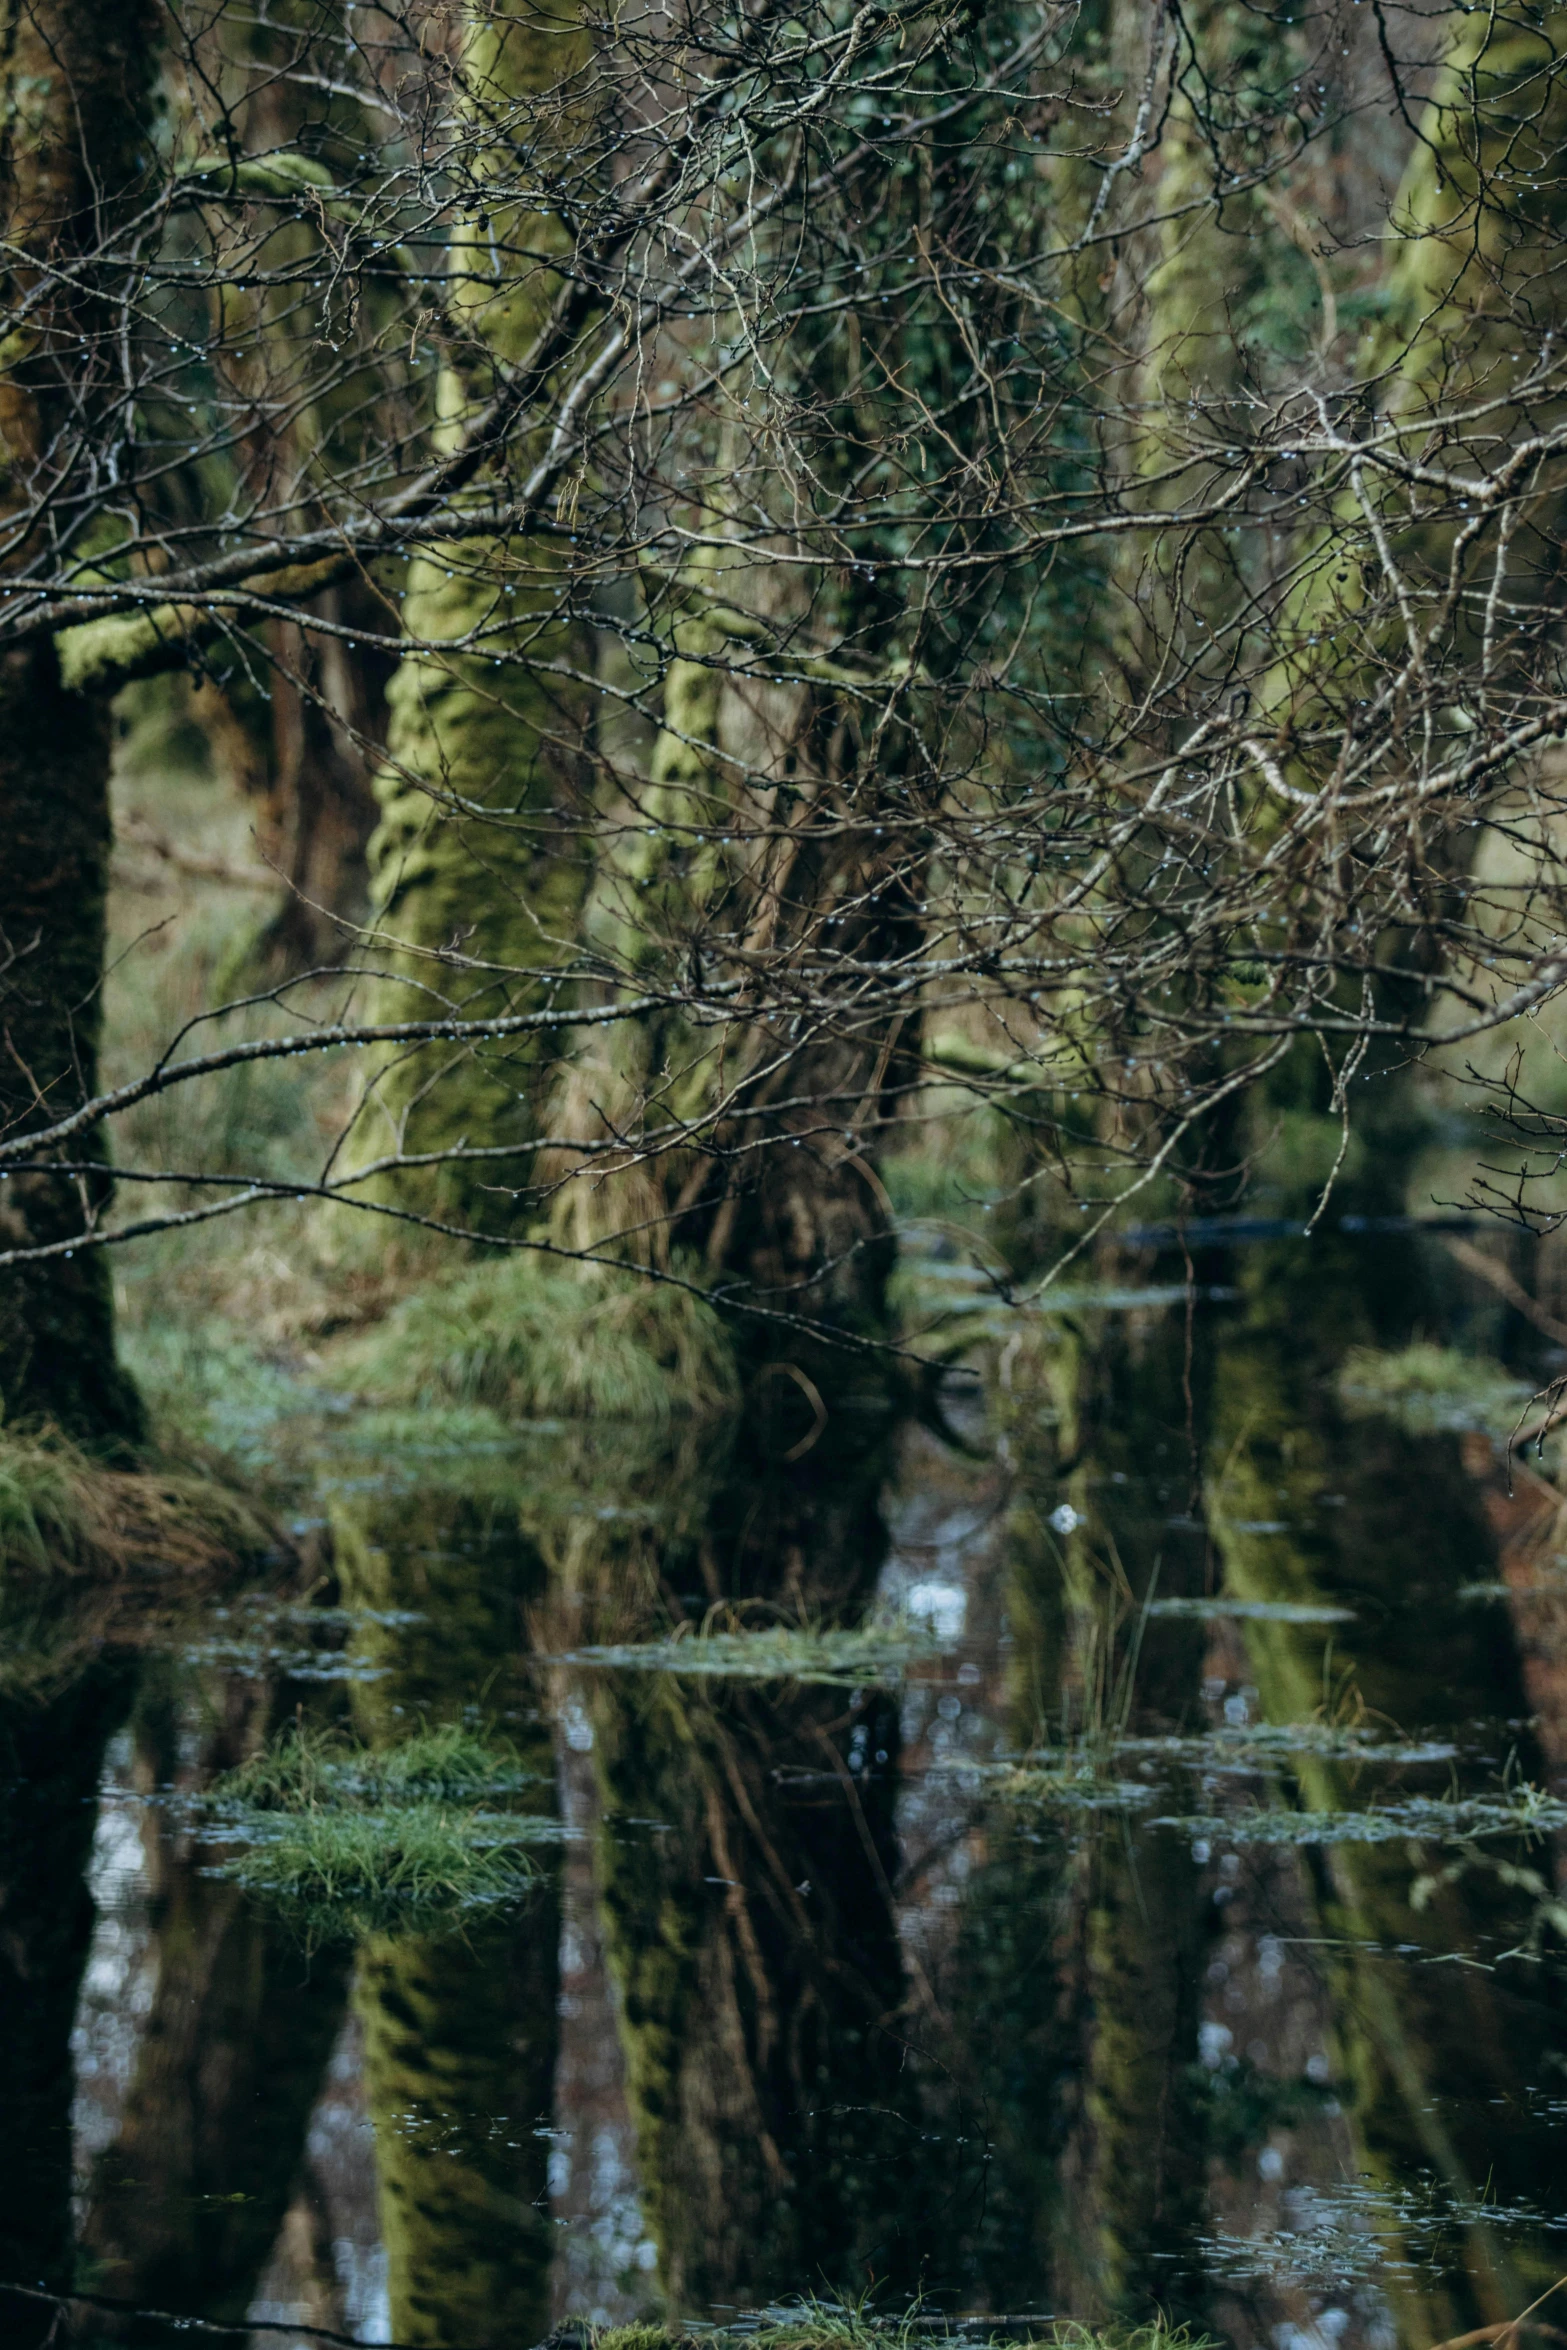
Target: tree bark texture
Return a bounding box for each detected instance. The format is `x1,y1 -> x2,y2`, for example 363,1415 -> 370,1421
248,584 -> 394,978
0,0 -> 160,1438
553,576 -> 918,1344
351,0 -> 590,1234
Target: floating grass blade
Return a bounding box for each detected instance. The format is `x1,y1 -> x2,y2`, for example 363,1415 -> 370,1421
555,1620 -> 952,1686
1159,1787 -> 1567,1847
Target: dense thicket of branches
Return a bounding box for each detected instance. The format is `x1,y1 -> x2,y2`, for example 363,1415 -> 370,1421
5,0 -> 1567,1415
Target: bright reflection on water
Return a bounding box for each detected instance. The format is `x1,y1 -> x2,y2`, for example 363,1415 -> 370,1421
7,1233 -> 1567,2348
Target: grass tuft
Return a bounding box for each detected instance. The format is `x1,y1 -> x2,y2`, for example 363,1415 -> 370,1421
1337,1342 -> 1534,1436
350,1258 -> 741,1422
214,1720 -> 541,1807
0,1421 -> 271,1577
198,1723 -> 561,1933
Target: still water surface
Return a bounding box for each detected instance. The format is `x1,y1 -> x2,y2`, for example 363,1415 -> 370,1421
7,1231 -> 1567,2348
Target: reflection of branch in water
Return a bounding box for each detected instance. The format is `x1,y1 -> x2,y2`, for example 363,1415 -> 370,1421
810,1720 -> 945,2028
1443,1238 -> 1567,1352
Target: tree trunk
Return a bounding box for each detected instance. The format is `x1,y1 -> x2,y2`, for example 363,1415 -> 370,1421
0,0 -> 160,1440
347,0 -> 591,1234
551,561 -> 919,1349
246,583 -> 395,978
0,645 -> 140,1436
189,9 -> 400,984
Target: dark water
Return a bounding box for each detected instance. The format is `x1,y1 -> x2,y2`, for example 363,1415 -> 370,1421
8,1232 -> 1567,2348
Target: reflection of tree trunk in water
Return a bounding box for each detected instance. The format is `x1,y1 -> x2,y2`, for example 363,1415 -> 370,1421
1059,1823 -> 1208,2325
1208,1240 -> 1567,2337
1461,1438 -> 1567,1794
355,1921 -> 558,2346
579,1408 -> 917,2314
77,1665 -> 349,2333
336,1491 -> 561,2346
0,1668 -> 130,2344
1040,1318 -> 1212,2328
919,1828 -> 1074,2310
0,0 -> 158,1440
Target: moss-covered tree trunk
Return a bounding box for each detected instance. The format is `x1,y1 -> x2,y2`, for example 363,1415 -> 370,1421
194,4 -> 404,983
0,0 -> 157,1439
553,551 -> 919,1347
350,0 -> 590,1233
1262,4 -> 1567,743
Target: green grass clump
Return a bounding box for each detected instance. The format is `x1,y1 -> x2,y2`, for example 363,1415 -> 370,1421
1336,1342 -> 1534,1436
199,1723 -> 561,1932
351,1258 -> 741,1422
0,1421 -> 270,1576
208,1800 -> 552,1914
215,1721 -> 540,1807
